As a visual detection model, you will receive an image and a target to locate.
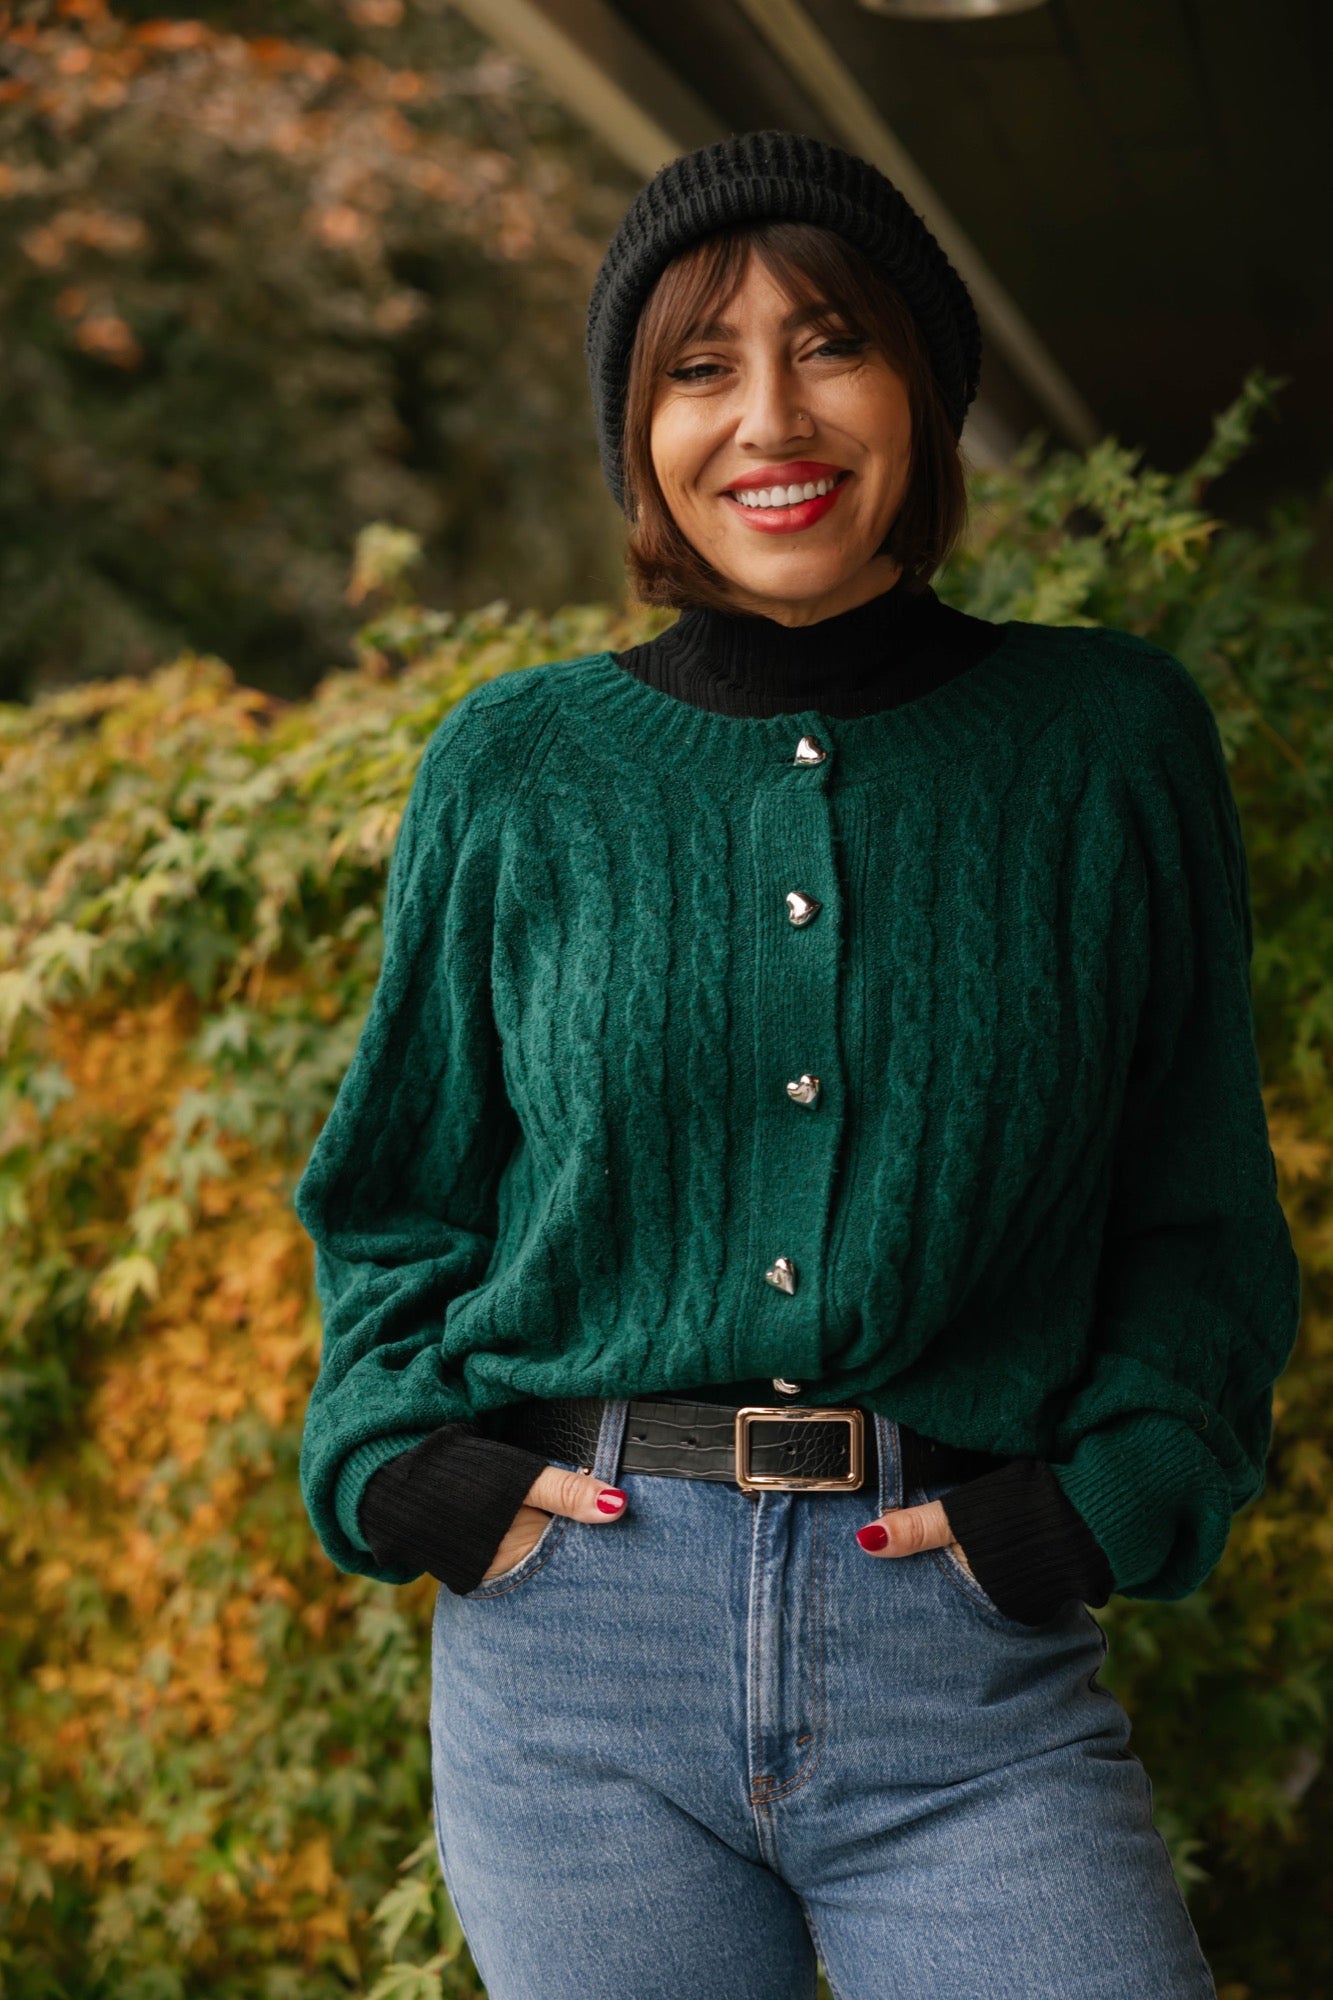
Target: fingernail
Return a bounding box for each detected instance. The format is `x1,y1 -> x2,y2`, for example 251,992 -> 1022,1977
596,1488 -> 627,1514
855,1523 -> 889,1551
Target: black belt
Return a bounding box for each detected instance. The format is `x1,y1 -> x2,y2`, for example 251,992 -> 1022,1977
483,1394 -> 1013,1498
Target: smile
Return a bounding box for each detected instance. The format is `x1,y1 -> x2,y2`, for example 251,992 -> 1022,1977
722,469 -> 851,534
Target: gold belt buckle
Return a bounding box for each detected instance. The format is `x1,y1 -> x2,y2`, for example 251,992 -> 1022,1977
734,1405 -> 865,1494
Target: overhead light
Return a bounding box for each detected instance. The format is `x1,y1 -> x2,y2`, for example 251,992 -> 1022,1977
857,0 -> 1049,17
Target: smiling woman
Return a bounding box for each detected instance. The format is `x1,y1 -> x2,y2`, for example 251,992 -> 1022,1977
294,127 -> 1297,2000
621,220 -> 966,619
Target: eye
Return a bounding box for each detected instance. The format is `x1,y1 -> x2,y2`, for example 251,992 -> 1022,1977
664,361 -> 723,382
810,336 -> 867,359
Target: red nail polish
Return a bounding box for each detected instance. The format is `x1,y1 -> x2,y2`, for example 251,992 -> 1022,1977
596,1488 -> 627,1513
856,1523 -> 889,1551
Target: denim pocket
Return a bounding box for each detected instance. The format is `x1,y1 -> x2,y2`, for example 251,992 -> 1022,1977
461,1403 -> 627,1601
461,1451 -> 592,1600
934,1535 -> 1022,1619
907,1475 -> 1054,1632
463,1504 -> 573,1599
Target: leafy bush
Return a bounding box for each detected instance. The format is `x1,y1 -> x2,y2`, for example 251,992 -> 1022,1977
1,375 -> 1330,1998
0,0 -> 633,701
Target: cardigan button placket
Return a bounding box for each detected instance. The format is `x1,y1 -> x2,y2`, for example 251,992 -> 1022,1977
788,738 -> 825,1109
746,723 -> 845,1389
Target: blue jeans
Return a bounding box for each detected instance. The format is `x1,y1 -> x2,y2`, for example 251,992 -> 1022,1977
429,1402 -> 1217,2000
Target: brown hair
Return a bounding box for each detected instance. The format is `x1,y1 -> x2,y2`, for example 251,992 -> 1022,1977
621,220 -> 967,612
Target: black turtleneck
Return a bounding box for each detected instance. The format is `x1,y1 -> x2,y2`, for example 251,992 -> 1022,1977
358,579 -> 1115,1625
611,575 -> 1003,718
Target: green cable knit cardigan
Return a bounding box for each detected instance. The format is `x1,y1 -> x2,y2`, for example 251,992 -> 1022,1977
295,619 -> 1302,1598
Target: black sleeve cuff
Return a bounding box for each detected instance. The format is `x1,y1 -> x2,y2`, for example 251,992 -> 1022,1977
939,1458 -> 1115,1625
359,1424 -> 551,1597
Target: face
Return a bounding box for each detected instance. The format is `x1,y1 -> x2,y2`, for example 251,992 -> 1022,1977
648,250 -> 913,625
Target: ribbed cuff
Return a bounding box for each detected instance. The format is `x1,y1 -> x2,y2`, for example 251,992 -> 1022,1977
939,1458 -> 1114,1625
357,1425 -> 552,1596
1048,1414 -> 1225,1598
334,1430 -> 441,1552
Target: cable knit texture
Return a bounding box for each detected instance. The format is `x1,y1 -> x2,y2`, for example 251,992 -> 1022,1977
355,584 -> 1111,1616
295,619 -> 1302,1597
584,129 -> 982,515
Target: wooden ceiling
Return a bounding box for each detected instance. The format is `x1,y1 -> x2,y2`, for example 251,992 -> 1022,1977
588,0 -> 1332,512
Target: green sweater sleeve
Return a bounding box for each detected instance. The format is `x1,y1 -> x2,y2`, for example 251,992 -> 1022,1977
1049,636 -> 1303,1601
294,684 -> 540,1580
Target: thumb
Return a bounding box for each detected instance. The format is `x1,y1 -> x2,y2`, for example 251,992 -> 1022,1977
854,1499 -> 953,1556
524,1463 -> 629,1525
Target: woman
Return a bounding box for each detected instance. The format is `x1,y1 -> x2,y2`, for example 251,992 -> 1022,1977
294,131 -> 1300,1999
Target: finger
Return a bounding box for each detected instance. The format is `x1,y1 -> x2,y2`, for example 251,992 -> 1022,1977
525,1464 -> 628,1524
854,1499 -> 954,1557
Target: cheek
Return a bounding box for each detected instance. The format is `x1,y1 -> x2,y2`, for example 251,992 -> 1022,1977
832,374 -> 912,482
650,408 -> 709,512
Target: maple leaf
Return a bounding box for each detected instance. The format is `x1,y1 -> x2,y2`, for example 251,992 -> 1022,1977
89,1251 -> 161,1326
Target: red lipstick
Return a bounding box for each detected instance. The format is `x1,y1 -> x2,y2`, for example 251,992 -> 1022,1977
722,464 -> 851,535
723,461 -> 846,490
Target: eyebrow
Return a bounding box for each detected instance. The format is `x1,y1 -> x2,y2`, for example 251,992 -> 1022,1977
681,301 -> 837,344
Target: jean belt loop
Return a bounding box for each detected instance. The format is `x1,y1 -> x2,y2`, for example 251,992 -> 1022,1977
592,1398 -> 630,1486
879,1415 -> 905,1515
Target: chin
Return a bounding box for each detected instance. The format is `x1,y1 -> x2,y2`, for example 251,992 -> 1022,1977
721,561 -> 861,605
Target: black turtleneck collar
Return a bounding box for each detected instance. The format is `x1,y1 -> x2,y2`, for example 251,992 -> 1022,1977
610,576 -> 1005,720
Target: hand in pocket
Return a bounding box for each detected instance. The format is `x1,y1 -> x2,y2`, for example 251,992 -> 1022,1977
481,1464 -> 629,1581
853,1497 -> 978,1578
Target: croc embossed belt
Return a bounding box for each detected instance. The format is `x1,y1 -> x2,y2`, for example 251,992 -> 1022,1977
483,1394 -> 1014,1497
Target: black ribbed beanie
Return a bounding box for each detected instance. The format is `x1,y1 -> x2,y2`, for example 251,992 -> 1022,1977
585,129 -> 982,517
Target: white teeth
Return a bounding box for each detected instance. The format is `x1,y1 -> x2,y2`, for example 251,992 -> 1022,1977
733,474 -> 841,509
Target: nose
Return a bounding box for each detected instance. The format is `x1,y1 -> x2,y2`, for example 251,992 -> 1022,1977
733,357 -> 811,455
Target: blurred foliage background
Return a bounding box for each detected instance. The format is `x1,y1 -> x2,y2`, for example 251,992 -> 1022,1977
2,3 -> 1332,1998
0,0 -> 637,702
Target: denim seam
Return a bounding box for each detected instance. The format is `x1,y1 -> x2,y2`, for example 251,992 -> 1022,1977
430,1775 -> 449,1886
1138,1765 -> 1219,1991
764,1494 -> 829,1803
1080,1604 -> 1122,1712
797,1894 -> 849,2000
746,1493 -> 769,1819
752,1798 -> 783,1873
